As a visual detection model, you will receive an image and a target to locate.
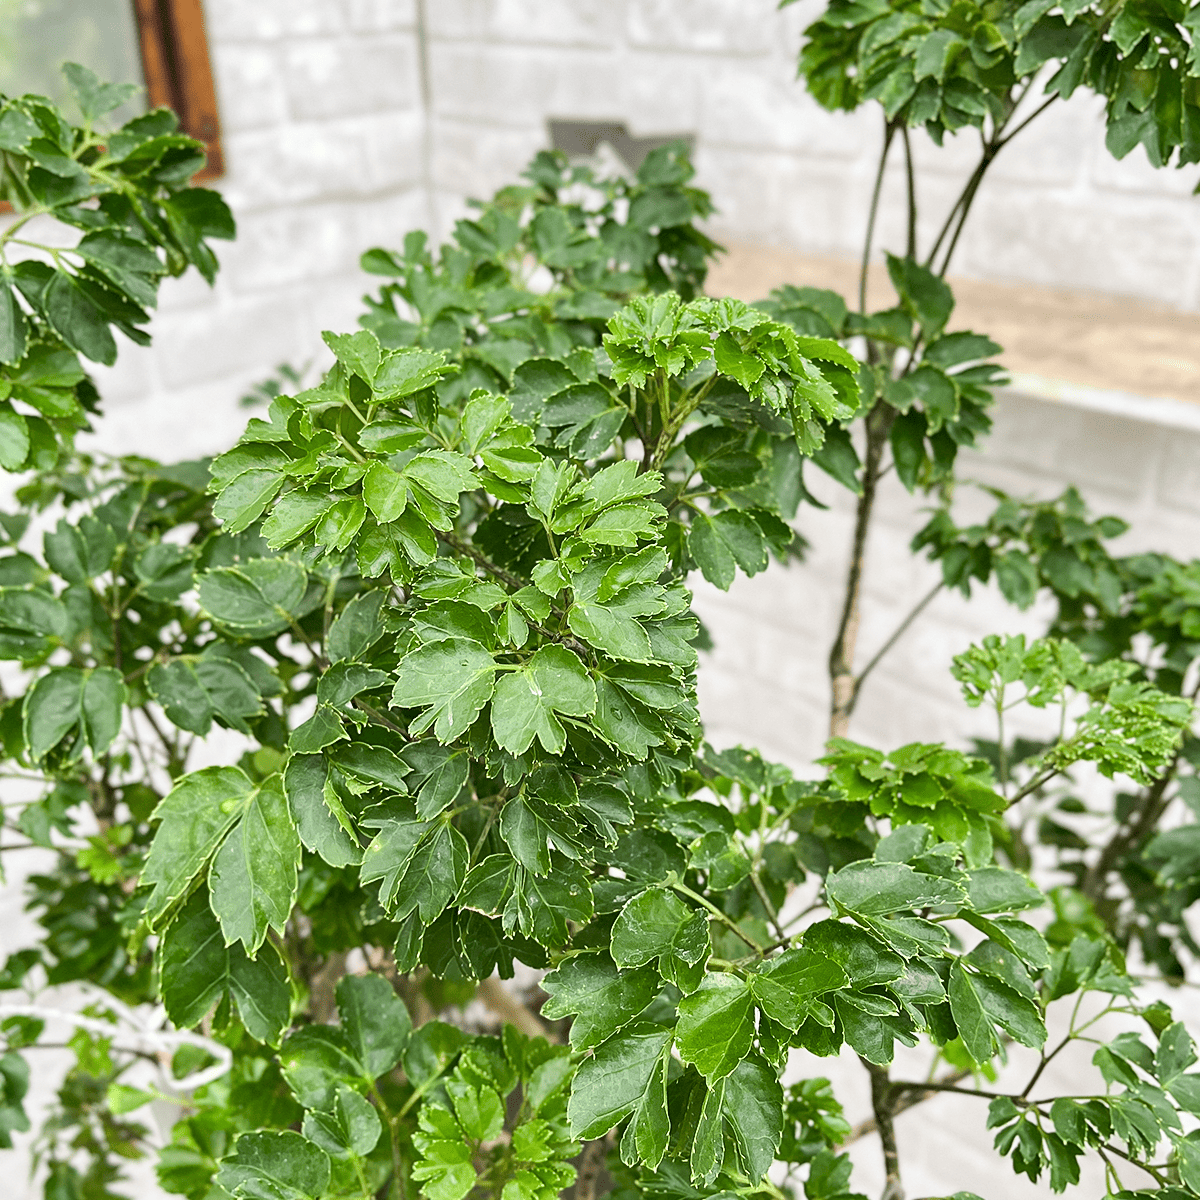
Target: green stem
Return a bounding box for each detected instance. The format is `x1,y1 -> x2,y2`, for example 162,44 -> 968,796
672,880 -> 765,955
860,116 -> 898,315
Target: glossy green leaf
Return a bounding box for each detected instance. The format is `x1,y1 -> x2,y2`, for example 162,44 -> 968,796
143,766 -> 255,927
209,774 -> 300,954
216,1131 -> 330,1200
675,973 -> 754,1081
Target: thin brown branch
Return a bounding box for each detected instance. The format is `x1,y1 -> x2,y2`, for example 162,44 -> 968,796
828,401 -> 895,738
865,1060 -> 904,1200
860,116 -> 898,314
439,530 -> 527,590
849,580 -> 943,713
842,1067 -> 973,1146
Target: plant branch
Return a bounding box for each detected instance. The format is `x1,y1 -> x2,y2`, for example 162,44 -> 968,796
865,1060 -> 904,1200
849,580 -> 943,713
828,401 -> 896,737
672,881 -> 765,955
860,117 -> 898,315
842,1067 -> 973,1145
901,125 -> 917,261
439,530 -> 528,590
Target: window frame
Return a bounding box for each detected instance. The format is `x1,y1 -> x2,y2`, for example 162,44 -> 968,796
132,0 -> 223,179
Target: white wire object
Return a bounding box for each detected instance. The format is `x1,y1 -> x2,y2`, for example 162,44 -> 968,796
0,986 -> 232,1091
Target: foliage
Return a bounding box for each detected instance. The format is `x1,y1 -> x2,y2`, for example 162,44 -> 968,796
0,63 -> 233,473
1,34 -> 1200,1200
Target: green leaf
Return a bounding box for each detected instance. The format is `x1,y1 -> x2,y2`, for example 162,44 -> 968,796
209,774 -> 300,954
198,558 -> 309,637
158,891 -> 291,1044
0,278 -> 27,365
335,973 -> 411,1080
45,271 -> 116,365
81,666 -> 125,755
802,920 -> 904,986
688,509 -> 768,590
675,973 -> 754,1081
216,1131 -> 331,1200
568,1022 -> 673,1140
491,644 -> 596,755
971,972 -> 1045,1049
323,329 -> 381,383
965,867 -> 1043,913
279,1027 -> 364,1110
142,766 -> 255,928
261,490 -> 332,549
724,1055 -> 784,1181
810,424 -> 861,493
610,887 -> 710,985
283,754 -> 362,867
690,1077 -> 725,1183
446,1077 -> 505,1141
62,62 -> 140,120
326,590 -> 386,663
23,667 -> 83,761
362,461 -> 408,522
0,403 -> 29,471
750,946 -> 847,1030
887,253 -> 954,339
826,860 -> 963,916
948,961 -> 995,1063
302,1085 -> 382,1158
618,1038 -> 670,1170
373,346 -> 453,400
390,821 -> 469,924
541,953 -> 661,1050
392,639 -> 496,742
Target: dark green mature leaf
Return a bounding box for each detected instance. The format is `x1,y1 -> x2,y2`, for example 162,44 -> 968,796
199,558 -> 309,637
809,424 -> 861,493
751,946 -> 847,1030
675,973 -> 754,1081
610,887 -> 710,986
887,254 -> 953,340
568,1023 -> 673,1140
542,954 -> 661,1051
335,973 -> 411,1080
827,860 -> 963,916
208,774 -> 300,953
143,766 -> 255,927
216,1131 -> 331,1200
491,644 -> 596,755
724,1055 -> 785,1181
688,511 -> 768,589
23,666 -> 126,762
158,891 -> 290,1044
302,1085 -> 381,1159
0,279 -> 27,366
392,639 -> 496,742
618,1038 -> 670,1170
283,754 -> 362,867
279,1027 -> 364,1110
949,961 -> 995,1063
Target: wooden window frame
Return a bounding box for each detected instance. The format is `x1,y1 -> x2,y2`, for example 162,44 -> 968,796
133,0 -> 223,179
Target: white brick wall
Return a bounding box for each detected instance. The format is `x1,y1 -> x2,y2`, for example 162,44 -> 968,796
6,3 -> 1200,1197
76,0 -> 1200,464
